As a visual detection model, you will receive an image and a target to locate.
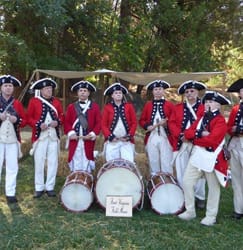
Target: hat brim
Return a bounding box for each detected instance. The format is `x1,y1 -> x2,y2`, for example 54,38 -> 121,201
0,75 -> 21,87
178,81 -> 207,94
104,83 -> 128,96
71,81 -> 96,92
227,79 -> 243,92
202,91 -> 231,105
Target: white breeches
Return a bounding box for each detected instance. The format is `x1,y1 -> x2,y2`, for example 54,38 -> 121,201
0,142 -> 18,196
34,138 -> 58,191
183,160 -> 220,219
229,137 -> 243,214
146,132 -> 173,175
105,141 -> 135,163
175,143 -> 205,200
69,139 -> 94,173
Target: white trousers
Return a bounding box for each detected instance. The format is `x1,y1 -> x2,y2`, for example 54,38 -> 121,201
105,141 -> 135,163
69,140 -> 94,173
146,132 -> 173,175
183,160 -> 220,219
0,142 -> 18,196
229,138 -> 243,214
34,138 -> 58,191
175,143 -> 205,200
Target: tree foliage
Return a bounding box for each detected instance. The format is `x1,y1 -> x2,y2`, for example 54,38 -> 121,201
0,0 -> 242,81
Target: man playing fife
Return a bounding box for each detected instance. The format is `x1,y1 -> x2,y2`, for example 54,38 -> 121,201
171,80 -> 207,209
178,91 -> 231,226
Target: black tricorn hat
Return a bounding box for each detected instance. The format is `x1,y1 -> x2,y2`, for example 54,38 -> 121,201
227,78 -> 243,93
202,91 -> 231,105
0,75 -> 21,87
71,80 -> 96,92
177,80 -> 207,95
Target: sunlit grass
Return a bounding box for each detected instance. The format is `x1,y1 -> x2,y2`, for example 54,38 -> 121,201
0,156 -> 243,249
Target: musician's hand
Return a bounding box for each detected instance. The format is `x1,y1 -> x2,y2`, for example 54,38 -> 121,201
111,137 -> 119,142
120,136 -> 129,142
202,131 -> 210,137
48,120 -> 58,128
8,115 -> 17,123
83,133 -> 93,140
159,118 -> 167,127
147,125 -> 155,132
40,123 -> 48,130
181,135 -> 188,142
231,126 -> 236,133
0,112 -> 7,121
70,134 -> 78,140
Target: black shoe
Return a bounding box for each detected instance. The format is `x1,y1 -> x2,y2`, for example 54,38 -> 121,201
34,191 -> 45,198
6,196 -> 18,203
46,190 -> 56,197
232,212 -> 243,220
195,198 -> 205,209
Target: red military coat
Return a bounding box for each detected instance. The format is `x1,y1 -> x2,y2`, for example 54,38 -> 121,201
27,97 -> 64,143
64,101 -> 101,162
170,101 -> 205,151
227,104 -> 240,136
184,113 -> 228,179
101,102 -> 137,143
139,100 -> 175,146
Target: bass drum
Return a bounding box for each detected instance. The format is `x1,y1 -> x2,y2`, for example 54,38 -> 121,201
60,171 -> 93,213
95,158 -> 144,210
147,172 -> 184,215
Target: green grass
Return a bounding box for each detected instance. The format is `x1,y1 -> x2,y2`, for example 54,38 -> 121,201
0,156 -> 242,250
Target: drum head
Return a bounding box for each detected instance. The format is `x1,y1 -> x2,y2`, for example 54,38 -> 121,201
95,167 -> 142,209
150,183 -> 184,215
61,183 -> 93,212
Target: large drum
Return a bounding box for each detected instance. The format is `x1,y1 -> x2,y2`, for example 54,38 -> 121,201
95,159 -> 144,210
147,172 -> 184,215
60,171 -> 93,213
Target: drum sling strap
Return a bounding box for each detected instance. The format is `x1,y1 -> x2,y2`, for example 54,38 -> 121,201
74,101 -> 88,129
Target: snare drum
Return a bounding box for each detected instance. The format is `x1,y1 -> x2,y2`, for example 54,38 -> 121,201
95,158 -> 144,209
60,171 -> 93,213
147,172 -> 184,215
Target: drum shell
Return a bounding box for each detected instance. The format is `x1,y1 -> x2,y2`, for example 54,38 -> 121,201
147,172 -> 184,215
60,171 -> 94,213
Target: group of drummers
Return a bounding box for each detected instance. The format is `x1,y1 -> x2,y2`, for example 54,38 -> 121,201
0,74 -> 243,227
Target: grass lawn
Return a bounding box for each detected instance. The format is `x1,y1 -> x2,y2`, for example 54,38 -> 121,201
0,155 -> 242,250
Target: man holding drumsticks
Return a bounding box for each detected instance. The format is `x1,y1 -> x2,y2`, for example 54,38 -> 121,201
64,80 -> 101,173
101,82 -> 137,163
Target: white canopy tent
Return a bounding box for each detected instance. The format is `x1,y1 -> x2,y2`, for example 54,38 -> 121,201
19,68 -> 226,108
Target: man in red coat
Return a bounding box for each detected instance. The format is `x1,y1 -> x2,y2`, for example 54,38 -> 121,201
64,81 -> 101,172
0,75 -> 26,203
227,78 -> 243,219
27,78 -> 64,198
101,82 -> 137,163
178,91 -> 231,226
139,80 -> 175,175
170,80 -> 207,208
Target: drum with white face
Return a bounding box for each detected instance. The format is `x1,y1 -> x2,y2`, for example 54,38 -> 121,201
60,171 -> 93,213
147,172 -> 184,215
95,159 -> 144,210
